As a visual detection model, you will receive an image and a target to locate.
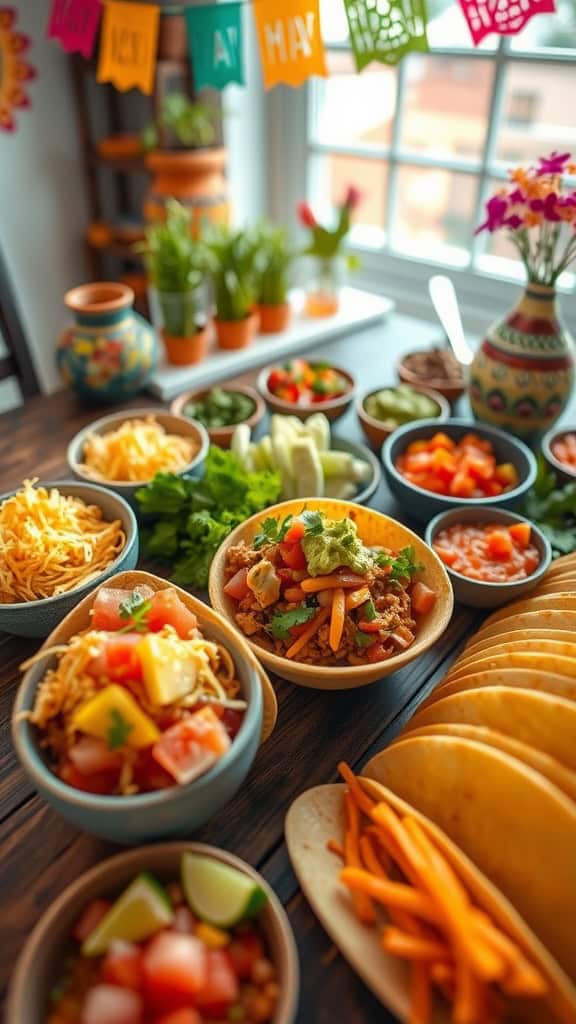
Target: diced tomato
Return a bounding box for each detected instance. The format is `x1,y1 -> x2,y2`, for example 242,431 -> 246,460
367,641 -> 392,663
464,455 -> 495,482
284,520 -> 305,544
449,472 -> 475,499
357,618 -> 387,633
267,369 -> 288,392
509,522 -> 531,549
428,432 -> 455,451
73,899 -> 113,943
482,480 -> 504,497
152,707 -> 231,786
494,462 -> 519,487
68,737 -> 122,777
406,440 -> 429,455
220,707 -> 244,740
102,941 -> 144,992
487,530 -> 513,560
142,932 -> 207,1013
132,748 -> 177,793
81,985 -> 143,1024
277,568 -> 294,584
60,760 -> 120,795
155,1011 -> 201,1024
91,587 -> 154,632
195,950 -> 239,1017
89,634 -> 143,684
147,590 -> 197,639
173,906 -> 196,934
223,568 -> 250,601
228,933 -> 264,980
411,581 -> 436,616
279,541 -> 307,570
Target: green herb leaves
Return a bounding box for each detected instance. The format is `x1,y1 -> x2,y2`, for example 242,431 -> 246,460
362,597 -> 377,621
253,514 -> 293,550
118,592 -> 152,633
107,709 -> 134,750
301,510 -> 324,535
376,545 -> 423,581
268,605 -> 316,640
522,456 -> 576,556
354,629 -> 374,648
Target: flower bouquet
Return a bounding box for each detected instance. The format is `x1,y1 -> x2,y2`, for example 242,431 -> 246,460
297,186 -> 362,317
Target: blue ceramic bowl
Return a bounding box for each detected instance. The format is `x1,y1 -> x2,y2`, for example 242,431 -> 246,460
381,418 -> 537,525
67,407 -> 209,505
541,423 -> 576,486
0,481 -> 138,638
425,506 -> 552,608
12,574 -> 264,844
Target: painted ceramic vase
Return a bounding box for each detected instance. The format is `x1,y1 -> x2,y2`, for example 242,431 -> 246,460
469,283 -> 575,438
57,283 -> 158,402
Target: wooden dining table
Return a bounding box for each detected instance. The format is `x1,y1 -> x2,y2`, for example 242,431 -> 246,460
1,313 -> 493,1022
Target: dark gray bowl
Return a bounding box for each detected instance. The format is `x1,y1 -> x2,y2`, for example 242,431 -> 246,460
541,423 -> 576,485
425,506 -> 551,608
381,418 -> 537,525
332,437 -> 381,505
0,481 -> 138,638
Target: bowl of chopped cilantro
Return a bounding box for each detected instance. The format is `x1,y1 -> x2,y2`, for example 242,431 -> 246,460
171,385 -> 265,448
208,499 -> 454,689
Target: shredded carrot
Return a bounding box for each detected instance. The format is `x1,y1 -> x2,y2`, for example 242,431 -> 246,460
472,912 -> 547,997
337,762 -> 375,817
345,586 -> 371,610
326,838 -> 345,861
382,927 -> 450,963
409,963 -> 431,1024
285,606 -> 330,659
329,587 -> 346,653
339,867 -> 439,923
344,794 -> 377,925
301,574 -> 366,593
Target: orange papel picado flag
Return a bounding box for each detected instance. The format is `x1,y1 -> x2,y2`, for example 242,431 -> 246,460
253,0 -> 327,90
97,1 -> 160,95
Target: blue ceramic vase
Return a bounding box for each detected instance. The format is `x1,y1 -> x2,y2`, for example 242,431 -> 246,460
57,282 -> 158,402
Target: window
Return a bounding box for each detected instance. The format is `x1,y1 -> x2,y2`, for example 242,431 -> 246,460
295,0 -> 576,295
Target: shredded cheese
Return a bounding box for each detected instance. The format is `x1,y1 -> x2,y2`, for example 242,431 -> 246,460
0,480 -> 125,604
81,416 -> 198,483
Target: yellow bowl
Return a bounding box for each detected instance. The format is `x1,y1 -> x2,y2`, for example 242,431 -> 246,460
209,499 -> 454,690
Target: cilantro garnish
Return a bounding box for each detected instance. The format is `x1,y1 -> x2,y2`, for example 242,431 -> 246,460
363,597 -> 377,621
268,604 -> 316,640
253,514 -> 293,550
118,591 -> 152,633
354,630 -> 374,648
301,510 -> 324,536
107,709 -> 134,750
376,546 -> 423,581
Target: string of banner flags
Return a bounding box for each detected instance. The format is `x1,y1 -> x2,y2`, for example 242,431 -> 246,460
47,0 -> 557,96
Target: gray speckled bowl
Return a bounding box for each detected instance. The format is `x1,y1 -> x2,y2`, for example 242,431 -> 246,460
541,423 -> 576,485
6,842 -> 299,1024
425,505 -> 552,608
382,418 -> 537,525
0,481 -> 138,638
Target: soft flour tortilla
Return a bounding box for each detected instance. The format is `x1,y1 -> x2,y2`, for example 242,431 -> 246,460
473,611 -> 576,644
286,782 -> 576,1024
422,667 -> 576,705
450,640 -> 576,678
405,686 -> 576,770
530,577 -> 576,597
363,736 -> 576,983
399,723 -> 576,803
461,629 -> 576,661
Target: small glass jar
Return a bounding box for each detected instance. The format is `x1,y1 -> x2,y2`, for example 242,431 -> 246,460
304,257 -> 344,318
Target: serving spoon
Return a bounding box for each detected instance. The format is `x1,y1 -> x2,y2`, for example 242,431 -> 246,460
428,274 -> 475,367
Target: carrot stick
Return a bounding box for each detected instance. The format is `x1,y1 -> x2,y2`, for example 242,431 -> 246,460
359,834 -> 388,878
344,794 -> 377,925
329,587 -> 346,652
345,586 -> 371,610
339,867 -> 439,924
337,762 -> 375,817
453,963 -> 484,1024
430,962 -> 454,986
301,574 -> 366,593
409,963 -> 431,1024
326,838 -> 345,861
365,827 -> 393,875
285,606 -> 330,659
471,912 -> 547,997
361,832 -> 431,938
382,926 -> 451,963
284,586 -> 306,603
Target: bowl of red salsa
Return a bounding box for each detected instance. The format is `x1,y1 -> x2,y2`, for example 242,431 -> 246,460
542,425 -> 576,484
425,506 -> 551,608
258,360 -> 355,422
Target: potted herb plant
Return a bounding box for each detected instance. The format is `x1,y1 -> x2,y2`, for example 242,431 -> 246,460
254,222 -> 294,334
140,199 -> 209,366
143,93 -> 228,234
297,186 -> 362,317
205,225 -> 259,350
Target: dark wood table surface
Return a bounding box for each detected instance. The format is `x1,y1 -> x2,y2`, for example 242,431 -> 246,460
1,315 -> 489,1021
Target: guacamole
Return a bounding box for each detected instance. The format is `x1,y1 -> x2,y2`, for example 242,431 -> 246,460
302,516 -> 372,576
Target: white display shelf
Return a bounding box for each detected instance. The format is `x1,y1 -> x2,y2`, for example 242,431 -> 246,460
146,287 -> 394,401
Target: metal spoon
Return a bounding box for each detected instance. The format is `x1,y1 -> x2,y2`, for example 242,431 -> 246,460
428,275 -> 475,367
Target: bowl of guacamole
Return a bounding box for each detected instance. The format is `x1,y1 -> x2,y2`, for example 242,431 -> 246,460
171,385 -> 265,448
357,383 -> 450,449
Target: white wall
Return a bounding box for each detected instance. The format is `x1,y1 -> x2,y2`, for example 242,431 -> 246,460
0,0 -> 89,393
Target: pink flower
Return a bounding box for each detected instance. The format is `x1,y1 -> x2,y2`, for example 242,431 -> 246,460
536,152 -> 571,176
475,195 -> 509,234
297,201 -> 317,229
508,188 -> 525,204
530,192 -> 561,222
504,214 -> 523,230
342,185 -> 363,210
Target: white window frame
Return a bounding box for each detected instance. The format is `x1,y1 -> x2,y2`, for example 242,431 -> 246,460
265,37 -> 576,331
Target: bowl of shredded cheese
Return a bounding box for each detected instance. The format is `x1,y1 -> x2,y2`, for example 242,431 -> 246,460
0,479 -> 138,637
67,409 -> 209,501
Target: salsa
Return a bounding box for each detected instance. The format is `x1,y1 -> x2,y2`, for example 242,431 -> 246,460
433,521 -> 540,582
266,360 -> 349,406
25,587 -> 246,796
48,853 -> 280,1024
395,432 -> 519,499
551,432 -> 576,473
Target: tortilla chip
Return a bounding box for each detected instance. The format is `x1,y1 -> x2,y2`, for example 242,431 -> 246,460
483,594 -> 576,629
452,640 -> 576,677
474,611 -> 576,644
532,577 -> 576,597
420,668 -> 576,707
462,629 -> 576,661
363,735 -> 576,982
446,651 -> 576,685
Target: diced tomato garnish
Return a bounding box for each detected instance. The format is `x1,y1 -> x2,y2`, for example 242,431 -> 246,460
152,707 -> 231,786
284,520 -> 305,544
155,1011 -> 202,1024
81,984 -> 143,1024
195,950 -> 239,1017
132,748 -> 177,793
91,587 -> 154,632
143,932 -> 207,1013
449,472 -> 475,499
89,634 -> 143,684
102,941 -> 144,991
509,522 -> 531,549
228,933 -> 264,980
277,568 -> 294,584
68,737 -> 122,777
60,760 -> 120,795
267,369 -> 288,393
279,541 -> 307,570
73,899 -> 113,943
223,568 -> 250,602
367,641 -> 392,663
486,530 -> 514,560
220,708 -> 244,741
146,590 -> 197,639
411,581 -> 436,616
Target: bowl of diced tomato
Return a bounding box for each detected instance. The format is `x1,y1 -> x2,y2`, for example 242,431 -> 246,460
542,424 -> 576,484
381,419 -> 537,525
425,505 -> 551,607
6,842 -> 299,1024
258,359 -> 356,422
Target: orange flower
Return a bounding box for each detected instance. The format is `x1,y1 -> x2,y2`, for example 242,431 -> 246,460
568,163 -> 576,175
523,210 -> 543,227
510,168 -> 530,189
558,205 -> 576,223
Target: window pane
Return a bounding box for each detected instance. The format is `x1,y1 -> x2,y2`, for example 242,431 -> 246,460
400,55 -> 493,161
427,0 -> 498,50
311,51 -> 397,149
309,153 -> 388,246
495,64 -> 576,166
319,0 -> 349,44
391,166 -> 477,264
511,0 -> 576,49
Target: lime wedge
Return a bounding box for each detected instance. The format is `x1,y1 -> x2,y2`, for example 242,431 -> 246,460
82,872 -> 173,956
181,853 -> 267,928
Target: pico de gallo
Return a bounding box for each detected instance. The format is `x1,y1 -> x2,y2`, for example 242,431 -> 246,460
47,852 -> 281,1024
433,520 -> 541,583
23,587 -> 246,796
551,432 -> 576,474
395,432 -> 520,499
266,360 -> 350,406
223,510 -> 436,666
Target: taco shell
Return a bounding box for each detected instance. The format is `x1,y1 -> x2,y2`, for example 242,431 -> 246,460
450,640 -> 576,677
423,668 -> 576,705
473,611 -> 576,643
461,629 -> 576,661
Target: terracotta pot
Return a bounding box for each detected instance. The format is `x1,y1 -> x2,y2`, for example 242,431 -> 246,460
257,302 -> 291,334
162,325 -> 210,366
57,282 -> 157,403
214,313 -> 258,351
469,283 -> 575,439
157,12 -> 187,60
145,148 -> 229,236
96,134 -> 142,161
